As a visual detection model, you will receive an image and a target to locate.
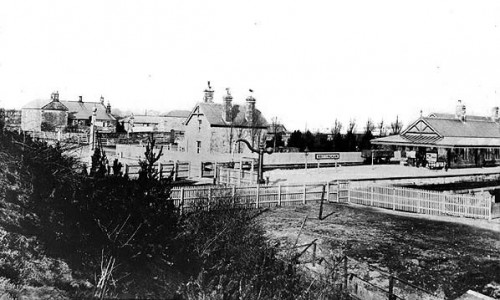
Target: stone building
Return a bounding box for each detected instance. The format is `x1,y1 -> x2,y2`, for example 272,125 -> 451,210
184,83 -> 268,155
21,92 -> 116,132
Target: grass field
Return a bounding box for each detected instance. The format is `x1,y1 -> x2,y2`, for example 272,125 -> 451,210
260,203 -> 500,299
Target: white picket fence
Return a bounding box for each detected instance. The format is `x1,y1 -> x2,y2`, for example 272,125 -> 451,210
170,182 -> 348,211
348,185 -> 493,220
168,182 -> 494,220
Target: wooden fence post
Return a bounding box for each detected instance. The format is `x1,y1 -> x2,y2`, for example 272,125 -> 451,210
388,275 -> 395,300
232,186 -> 236,207
326,182 -> 330,202
312,243 -> 316,266
175,162 -> 179,181
336,182 -> 340,203
125,164 -> 129,176
343,256 -> 348,293
392,188 -> 396,211
370,186 -> 374,206
158,162 -> 162,179
278,185 -> 282,206
303,184 -> 307,204
489,199 -> 493,221
213,162 -> 217,182
208,187 -> 212,211
256,185 -> 260,209
180,188 -> 185,214
347,182 -> 351,203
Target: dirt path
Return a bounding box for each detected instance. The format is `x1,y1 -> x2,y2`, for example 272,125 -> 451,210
260,203 -> 500,299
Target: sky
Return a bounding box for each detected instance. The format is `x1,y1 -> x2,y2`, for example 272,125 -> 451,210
1,0 -> 500,132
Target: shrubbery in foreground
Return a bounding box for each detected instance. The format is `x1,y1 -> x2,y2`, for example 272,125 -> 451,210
0,131 -> 338,299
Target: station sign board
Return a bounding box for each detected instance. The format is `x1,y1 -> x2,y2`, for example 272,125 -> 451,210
315,153 -> 340,160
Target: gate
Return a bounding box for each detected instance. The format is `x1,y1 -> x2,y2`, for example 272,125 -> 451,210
338,180 -> 350,203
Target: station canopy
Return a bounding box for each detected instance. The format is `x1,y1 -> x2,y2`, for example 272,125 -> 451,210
372,113 -> 500,148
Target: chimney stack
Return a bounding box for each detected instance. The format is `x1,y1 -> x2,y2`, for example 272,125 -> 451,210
100,95 -> 105,104
455,100 -> 466,122
492,107 -> 499,122
53,91 -> 59,102
203,81 -> 214,103
106,102 -> 111,114
222,88 -> 233,122
245,89 -> 256,125
79,96 -> 83,103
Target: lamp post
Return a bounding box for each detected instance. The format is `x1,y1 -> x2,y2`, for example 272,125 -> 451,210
304,147 -> 310,171
235,139 -> 273,184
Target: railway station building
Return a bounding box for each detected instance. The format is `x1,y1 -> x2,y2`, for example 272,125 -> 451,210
371,100 -> 500,168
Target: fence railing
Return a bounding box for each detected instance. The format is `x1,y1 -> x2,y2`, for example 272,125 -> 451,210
124,161 -> 190,180
216,166 -> 259,185
167,182 -> 494,220
169,182 -> 348,211
349,185 -> 492,220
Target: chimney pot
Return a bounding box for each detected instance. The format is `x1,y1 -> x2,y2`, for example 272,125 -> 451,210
245,91 -> 256,125
492,107 -> 499,121
222,88 -> 233,122
203,81 -> 214,103
455,100 -> 466,122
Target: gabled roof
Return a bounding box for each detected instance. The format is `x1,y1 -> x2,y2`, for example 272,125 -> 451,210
186,102 -> 267,128
372,112 -> 500,147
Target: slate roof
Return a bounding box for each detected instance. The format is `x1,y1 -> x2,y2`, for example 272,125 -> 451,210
372,113 -> 500,147
41,101 -> 68,111
61,101 -> 113,121
22,98 -> 115,121
188,102 -> 267,128
163,110 -> 191,118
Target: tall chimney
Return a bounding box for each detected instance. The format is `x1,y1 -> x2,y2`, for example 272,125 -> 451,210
203,81 -> 214,103
455,100 -> 466,122
222,88 -> 233,122
245,90 -> 256,125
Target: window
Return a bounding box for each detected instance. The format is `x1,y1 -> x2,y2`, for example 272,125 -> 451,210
198,119 -> 202,132
196,141 -> 201,154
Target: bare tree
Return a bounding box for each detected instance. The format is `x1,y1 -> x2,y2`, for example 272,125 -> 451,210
331,119 -> 342,135
390,115 -> 403,135
365,119 -> 375,133
269,116 -> 281,151
378,119 -> 387,137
